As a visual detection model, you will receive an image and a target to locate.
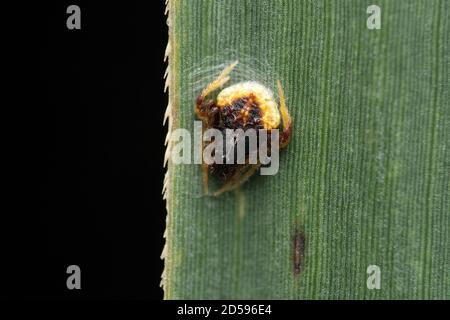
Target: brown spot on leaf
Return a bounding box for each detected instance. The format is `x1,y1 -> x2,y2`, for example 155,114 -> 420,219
293,229 -> 305,275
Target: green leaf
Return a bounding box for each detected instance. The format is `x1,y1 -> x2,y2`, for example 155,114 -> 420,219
162,0 -> 449,299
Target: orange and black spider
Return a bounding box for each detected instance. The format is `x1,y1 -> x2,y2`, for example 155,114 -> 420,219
195,61 -> 292,196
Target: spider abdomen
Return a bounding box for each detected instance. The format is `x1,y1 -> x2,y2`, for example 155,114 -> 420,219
216,81 -> 281,130
220,96 -> 264,130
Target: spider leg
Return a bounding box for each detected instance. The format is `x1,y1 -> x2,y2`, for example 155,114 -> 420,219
195,61 -> 238,118
195,100 -> 211,122
201,60 -> 238,100
201,121 -> 209,194
202,162 -> 209,194
212,163 -> 261,197
276,80 -> 293,149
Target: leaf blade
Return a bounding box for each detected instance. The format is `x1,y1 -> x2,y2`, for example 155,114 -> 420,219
163,0 -> 450,299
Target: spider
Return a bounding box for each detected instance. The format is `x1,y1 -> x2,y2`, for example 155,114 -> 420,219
195,61 -> 292,196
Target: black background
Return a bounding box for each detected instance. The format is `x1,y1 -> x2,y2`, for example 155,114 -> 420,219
12,1 -> 167,299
